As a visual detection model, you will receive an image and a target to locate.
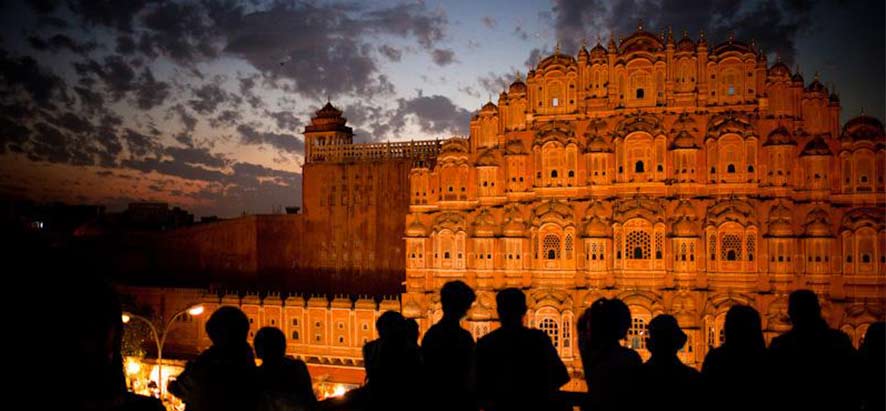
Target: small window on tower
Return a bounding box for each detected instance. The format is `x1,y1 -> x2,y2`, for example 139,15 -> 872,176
728,85 -> 735,96
636,88 -> 645,99
552,98 -> 559,107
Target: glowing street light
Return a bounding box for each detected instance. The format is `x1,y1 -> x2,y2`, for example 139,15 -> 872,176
121,304 -> 205,398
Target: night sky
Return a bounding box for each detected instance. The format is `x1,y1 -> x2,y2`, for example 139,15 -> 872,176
1,0 -> 883,218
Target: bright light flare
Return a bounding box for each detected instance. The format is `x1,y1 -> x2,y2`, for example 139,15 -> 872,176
187,305 -> 205,316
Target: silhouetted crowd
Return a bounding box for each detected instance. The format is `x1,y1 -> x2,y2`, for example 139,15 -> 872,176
75,279 -> 885,411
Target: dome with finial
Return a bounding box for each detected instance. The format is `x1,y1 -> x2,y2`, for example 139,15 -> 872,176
537,42 -> 576,69
764,126 -> 797,146
768,59 -> 791,79
480,101 -> 498,114
676,29 -> 695,52
803,207 -> 832,237
509,72 -> 527,95
590,41 -> 608,60
502,206 -> 527,237
712,32 -> 754,56
697,30 -> 707,47
670,130 -> 698,149
806,73 -> 826,93
405,217 -> 428,237
305,101 -> 352,133
800,134 -> 832,157
841,114 -> 885,142
767,201 -> 794,237
620,21 -> 665,54
472,208 -> 497,237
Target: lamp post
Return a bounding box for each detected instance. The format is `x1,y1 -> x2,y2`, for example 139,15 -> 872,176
122,304 -> 205,398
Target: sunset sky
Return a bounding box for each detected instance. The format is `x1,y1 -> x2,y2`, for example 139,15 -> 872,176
1,0 -> 883,217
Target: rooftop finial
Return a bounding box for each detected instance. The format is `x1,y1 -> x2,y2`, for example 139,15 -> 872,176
555,41 -> 561,54
637,19 -> 644,32
699,29 -> 705,41
814,71 -> 820,81
728,31 -> 735,43
580,38 -> 587,49
597,33 -> 603,45
515,70 -> 523,81
861,106 -> 865,116
682,28 -> 689,38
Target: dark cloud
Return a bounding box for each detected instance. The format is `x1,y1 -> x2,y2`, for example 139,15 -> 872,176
168,104 -> 198,133
139,0 -> 219,62
550,0 -> 819,63
0,52 -> 69,107
478,71 -> 512,96
378,44 -> 403,62
266,110 -> 303,131
164,146 -> 226,168
209,109 -> 241,128
389,94 -> 470,136
74,55 -> 136,101
69,0 -> 150,32
237,124 -> 305,154
482,16 -> 497,29
28,34 -> 97,54
134,68 -> 170,110
189,82 -> 229,115
524,47 -> 550,69
0,116 -> 30,153
431,48 -> 457,66
514,24 -> 531,41
74,86 -> 105,113
223,1 -> 447,98
122,128 -> 157,157
115,35 -> 137,55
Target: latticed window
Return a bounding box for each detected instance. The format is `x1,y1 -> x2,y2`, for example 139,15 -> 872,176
627,317 -> 647,350
538,317 -> 560,348
565,234 -> 573,259
655,232 -> 663,259
679,242 -> 688,261
746,234 -> 756,261
689,243 -> 695,261
626,230 -> 651,259
562,315 -> 572,352
721,233 -> 742,261
533,235 -> 539,259
591,242 -> 598,260
543,234 -> 561,260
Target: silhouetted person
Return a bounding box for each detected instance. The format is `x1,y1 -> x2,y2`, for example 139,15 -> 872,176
405,318 -> 420,346
635,314 -> 700,411
578,298 -> 642,411
768,290 -> 858,411
476,288 -> 570,411
860,322 -> 885,411
361,310 -> 422,411
421,280 -> 478,411
73,279 -> 164,411
701,305 -> 766,411
168,306 -> 258,411
253,327 -> 316,411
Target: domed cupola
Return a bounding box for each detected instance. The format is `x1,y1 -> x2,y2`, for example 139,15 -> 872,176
767,201 -> 794,237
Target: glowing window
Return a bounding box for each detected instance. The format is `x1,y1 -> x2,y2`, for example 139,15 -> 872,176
552,98 -> 559,107
626,230 -> 651,260
538,317 -> 560,348
626,317 -> 647,350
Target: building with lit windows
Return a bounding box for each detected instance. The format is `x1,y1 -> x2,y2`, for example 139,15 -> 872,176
125,26 -> 885,387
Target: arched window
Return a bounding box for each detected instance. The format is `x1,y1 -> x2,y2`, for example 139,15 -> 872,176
635,161 -> 645,173
565,234 -> 574,259
727,164 -> 736,173
627,317 -> 647,350
291,331 -> 299,340
721,233 -> 742,261
551,170 -> 558,178
538,317 -> 560,348
626,230 -> 651,260
543,234 -> 561,260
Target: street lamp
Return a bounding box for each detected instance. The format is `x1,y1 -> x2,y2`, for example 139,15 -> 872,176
122,304 -> 205,398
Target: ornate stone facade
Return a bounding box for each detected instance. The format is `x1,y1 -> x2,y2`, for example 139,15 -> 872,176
399,27 -> 885,372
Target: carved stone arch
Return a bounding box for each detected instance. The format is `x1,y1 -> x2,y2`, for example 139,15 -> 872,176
528,288 -> 573,311
614,112 -> 665,139
531,200 -> 576,227
702,293 -> 754,317
705,111 -> 755,141
432,211 -> 468,232
705,198 -> 758,228
616,290 -> 665,316
614,196 -> 665,224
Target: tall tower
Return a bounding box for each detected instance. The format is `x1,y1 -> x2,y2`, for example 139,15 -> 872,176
303,102 -> 353,162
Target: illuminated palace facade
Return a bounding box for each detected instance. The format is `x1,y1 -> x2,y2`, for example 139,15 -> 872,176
396,28 -> 885,370
131,27 -> 884,385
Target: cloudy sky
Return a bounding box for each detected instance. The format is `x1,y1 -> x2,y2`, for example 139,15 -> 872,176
1,0 -> 883,218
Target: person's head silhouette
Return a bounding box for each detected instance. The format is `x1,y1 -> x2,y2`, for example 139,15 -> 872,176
607,298 -> 632,341
496,288 -> 527,328
376,310 -> 405,340
75,278 -> 127,399
441,280 -> 476,320
788,289 -> 824,330
205,306 -> 250,348
647,314 -> 687,358
405,318 -> 419,343
724,305 -> 764,351
254,327 -> 287,362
